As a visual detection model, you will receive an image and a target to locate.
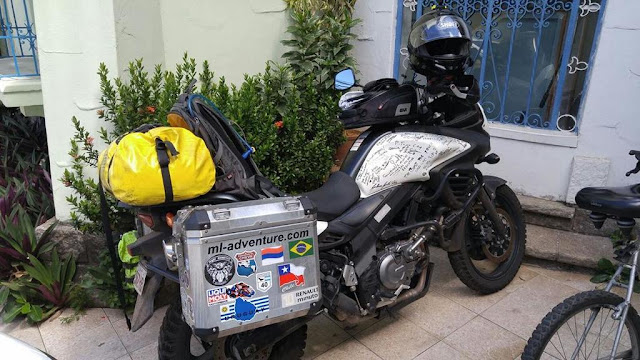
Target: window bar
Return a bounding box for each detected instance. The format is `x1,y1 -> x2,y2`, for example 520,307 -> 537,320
21,0 -> 37,75
574,0 -> 607,133
2,0 -> 19,76
498,0 -> 523,125
9,0 -> 23,57
478,0 -> 495,98
417,0 -> 423,18
393,0 -> 405,79
549,0 -> 580,131
524,0 -> 548,125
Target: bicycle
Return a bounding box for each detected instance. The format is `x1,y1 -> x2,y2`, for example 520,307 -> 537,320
523,150 -> 640,360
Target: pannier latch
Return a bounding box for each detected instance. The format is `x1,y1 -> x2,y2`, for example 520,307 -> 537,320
283,199 -> 300,211
212,208 -> 231,221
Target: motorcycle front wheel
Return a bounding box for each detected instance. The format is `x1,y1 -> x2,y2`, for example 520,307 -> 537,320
158,299 -> 308,360
448,184 -> 526,294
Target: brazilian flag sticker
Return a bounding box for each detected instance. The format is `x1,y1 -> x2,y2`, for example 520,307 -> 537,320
288,238 -> 314,258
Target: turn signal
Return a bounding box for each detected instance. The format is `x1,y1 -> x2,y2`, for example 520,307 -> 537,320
166,212 -> 175,227
137,213 -> 154,228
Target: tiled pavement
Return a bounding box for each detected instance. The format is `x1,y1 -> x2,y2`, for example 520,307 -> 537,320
1,247 -> 625,360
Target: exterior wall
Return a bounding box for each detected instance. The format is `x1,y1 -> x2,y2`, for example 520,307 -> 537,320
352,0 -> 397,82
33,1 -> 121,221
159,0 -> 288,85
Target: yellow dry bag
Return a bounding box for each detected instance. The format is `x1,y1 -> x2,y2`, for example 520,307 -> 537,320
98,125 -> 215,206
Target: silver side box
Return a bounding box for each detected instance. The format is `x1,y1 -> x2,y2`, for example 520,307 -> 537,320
173,197 -> 320,337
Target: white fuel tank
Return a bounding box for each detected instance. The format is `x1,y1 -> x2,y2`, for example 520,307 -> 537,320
355,132 -> 471,198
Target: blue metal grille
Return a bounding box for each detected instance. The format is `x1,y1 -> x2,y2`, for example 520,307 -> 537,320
0,0 -> 38,77
394,0 -> 606,132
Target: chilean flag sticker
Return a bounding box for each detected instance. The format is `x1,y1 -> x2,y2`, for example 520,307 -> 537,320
278,263 -> 305,290
261,245 -> 284,266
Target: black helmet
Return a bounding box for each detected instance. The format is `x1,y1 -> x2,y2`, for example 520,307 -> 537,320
408,10 -> 471,76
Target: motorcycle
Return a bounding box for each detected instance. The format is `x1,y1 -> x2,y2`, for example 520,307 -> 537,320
125,68 -> 527,359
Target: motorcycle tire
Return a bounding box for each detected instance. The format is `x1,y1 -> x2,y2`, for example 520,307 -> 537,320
448,185 -> 526,294
158,298 -> 308,360
522,290 -> 640,360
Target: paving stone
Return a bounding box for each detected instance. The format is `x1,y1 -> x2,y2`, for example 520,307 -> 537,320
526,262 -> 596,292
303,314 -> 351,360
426,247 -> 459,291
481,275 -> 579,339
435,266 -> 539,314
397,291 -> 475,339
444,316 -> 525,360
313,338 -> 382,360
44,322 -> 127,360
0,318 -> 46,351
556,230 -> 614,268
103,307 -> 126,324
414,341 -> 470,360
354,316 -> 438,360
39,308 -> 110,350
518,194 -> 575,219
129,341 -> 158,360
113,306 -> 168,353
116,356 -> 133,360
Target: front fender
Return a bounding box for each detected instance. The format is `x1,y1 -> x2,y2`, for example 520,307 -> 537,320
483,175 -> 507,199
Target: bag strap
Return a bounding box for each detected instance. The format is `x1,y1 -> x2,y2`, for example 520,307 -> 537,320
255,175 -> 286,198
155,138 -> 179,203
98,179 -> 132,330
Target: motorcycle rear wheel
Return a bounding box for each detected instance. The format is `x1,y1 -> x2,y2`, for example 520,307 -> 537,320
448,185 -> 526,294
158,298 -> 308,360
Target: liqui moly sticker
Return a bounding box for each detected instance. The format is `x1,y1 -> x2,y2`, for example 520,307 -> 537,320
207,287 -> 229,306
282,286 -> 320,307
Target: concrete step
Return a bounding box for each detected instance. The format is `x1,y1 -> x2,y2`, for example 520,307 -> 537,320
517,194 -> 575,232
525,224 -> 613,269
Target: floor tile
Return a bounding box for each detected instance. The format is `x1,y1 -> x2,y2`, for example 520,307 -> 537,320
44,322 -> 127,360
526,263 -> 596,292
481,275 -> 579,339
444,316 -> 525,360
116,356 -> 133,360
398,291 -> 476,339
103,308 -> 127,324
427,247 -> 459,291
414,341 -> 470,360
436,266 -> 539,314
0,318 -> 46,351
113,306 -> 167,353
39,308 -> 110,351
130,341 -> 158,360
313,338 -> 382,360
303,314 -> 351,359
354,316 -> 438,360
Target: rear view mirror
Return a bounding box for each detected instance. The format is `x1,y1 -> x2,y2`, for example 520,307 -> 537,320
334,69 -> 356,90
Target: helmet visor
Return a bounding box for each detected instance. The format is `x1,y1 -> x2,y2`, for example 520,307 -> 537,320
409,15 -> 471,49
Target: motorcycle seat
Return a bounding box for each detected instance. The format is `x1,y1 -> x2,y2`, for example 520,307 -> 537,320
303,171 -> 361,221
575,184 -> 640,218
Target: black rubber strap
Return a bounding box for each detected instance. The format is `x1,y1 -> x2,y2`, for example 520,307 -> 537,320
155,138 -> 178,203
98,179 -> 132,330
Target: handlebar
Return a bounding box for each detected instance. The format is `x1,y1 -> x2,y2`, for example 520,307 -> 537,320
626,150 -> 640,177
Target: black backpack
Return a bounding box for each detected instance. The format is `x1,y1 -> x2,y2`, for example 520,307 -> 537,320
167,88 -> 283,199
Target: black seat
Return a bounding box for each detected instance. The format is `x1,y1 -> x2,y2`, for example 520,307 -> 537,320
303,171 -> 361,221
575,184 -> 640,218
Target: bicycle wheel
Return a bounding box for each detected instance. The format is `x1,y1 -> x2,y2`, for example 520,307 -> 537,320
523,290 -> 640,360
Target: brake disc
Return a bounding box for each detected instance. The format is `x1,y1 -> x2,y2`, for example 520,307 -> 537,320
480,208 -> 515,264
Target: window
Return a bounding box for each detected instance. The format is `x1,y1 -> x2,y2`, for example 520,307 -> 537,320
394,0 -> 606,132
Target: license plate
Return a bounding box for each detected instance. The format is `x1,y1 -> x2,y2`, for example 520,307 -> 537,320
133,263 -> 147,296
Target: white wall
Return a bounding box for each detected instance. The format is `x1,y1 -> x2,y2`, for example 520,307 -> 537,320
33,1 -> 120,221
352,0 -> 397,82
480,0 -> 640,202
159,0 -> 288,85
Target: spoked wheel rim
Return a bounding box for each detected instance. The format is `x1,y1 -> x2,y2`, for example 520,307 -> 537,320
467,205 -> 519,278
539,304 -> 640,360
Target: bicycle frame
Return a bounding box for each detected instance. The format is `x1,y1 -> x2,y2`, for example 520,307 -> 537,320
572,243 -> 639,360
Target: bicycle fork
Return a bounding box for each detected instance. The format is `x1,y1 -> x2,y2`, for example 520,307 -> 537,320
570,248 -> 639,360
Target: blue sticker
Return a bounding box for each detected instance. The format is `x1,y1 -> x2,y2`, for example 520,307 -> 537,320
220,296 -> 269,322
235,251 -> 257,277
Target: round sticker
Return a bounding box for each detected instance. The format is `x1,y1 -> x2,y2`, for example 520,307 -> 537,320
204,254 -> 235,286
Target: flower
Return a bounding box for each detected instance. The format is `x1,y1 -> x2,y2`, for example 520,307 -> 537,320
275,120 -> 284,129
96,109 -> 104,117
146,106 -> 156,114
85,136 -> 94,146
63,180 -> 72,187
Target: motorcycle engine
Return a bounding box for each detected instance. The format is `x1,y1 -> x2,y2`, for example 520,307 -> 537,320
357,239 -> 428,310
